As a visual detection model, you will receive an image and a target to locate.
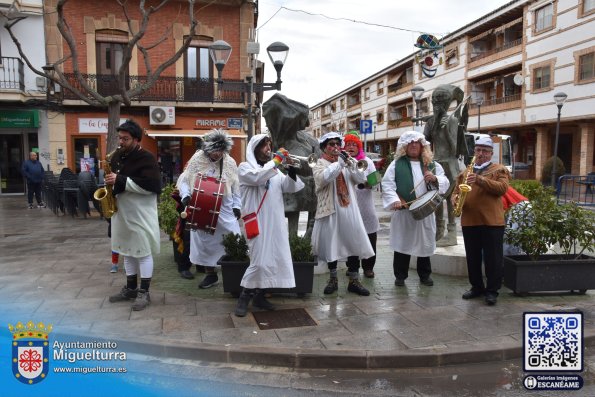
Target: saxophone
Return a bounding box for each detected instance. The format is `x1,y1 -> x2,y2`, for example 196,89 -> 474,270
453,155 -> 476,217
93,147 -> 120,218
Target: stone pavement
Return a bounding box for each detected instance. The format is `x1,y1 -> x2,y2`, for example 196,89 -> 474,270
1,193 -> 594,369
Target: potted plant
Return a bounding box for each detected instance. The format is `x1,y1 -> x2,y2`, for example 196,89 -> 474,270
503,182 -> 595,295
158,183 -> 187,264
218,233 -> 317,297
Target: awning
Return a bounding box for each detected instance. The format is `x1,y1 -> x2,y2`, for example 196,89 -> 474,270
474,76 -> 498,85
145,129 -> 245,138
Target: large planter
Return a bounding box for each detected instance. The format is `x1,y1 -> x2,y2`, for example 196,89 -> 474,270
218,257 -> 317,297
503,254 -> 595,295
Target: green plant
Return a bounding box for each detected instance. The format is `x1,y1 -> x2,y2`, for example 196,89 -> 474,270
222,233 -> 249,261
541,156 -> 565,185
505,186 -> 595,260
509,179 -> 554,201
289,235 -> 315,262
158,183 -> 179,237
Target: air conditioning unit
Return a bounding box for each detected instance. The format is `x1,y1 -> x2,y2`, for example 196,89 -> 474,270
149,106 -> 175,125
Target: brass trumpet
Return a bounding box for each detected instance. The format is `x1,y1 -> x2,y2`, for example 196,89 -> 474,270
283,153 -> 317,168
340,151 -> 368,172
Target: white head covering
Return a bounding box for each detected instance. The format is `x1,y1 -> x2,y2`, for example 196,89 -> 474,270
475,136 -> 494,148
396,130 -> 430,153
318,131 -> 343,145
246,133 -> 271,168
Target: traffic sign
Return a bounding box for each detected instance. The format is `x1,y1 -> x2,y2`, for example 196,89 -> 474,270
360,120 -> 373,134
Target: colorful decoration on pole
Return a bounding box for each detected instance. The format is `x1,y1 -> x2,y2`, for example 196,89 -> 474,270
414,34 -> 444,78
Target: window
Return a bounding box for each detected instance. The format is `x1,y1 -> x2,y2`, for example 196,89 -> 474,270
534,3 -> 554,33
340,98 -> 345,110
376,110 -> 384,125
377,81 -> 384,96
184,38 -> 214,101
331,102 -> 336,112
364,87 -> 370,100
575,47 -> 595,84
445,45 -> 459,69
530,60 -> 554,93
95,30 -> 129,96
579,0 -> 595,17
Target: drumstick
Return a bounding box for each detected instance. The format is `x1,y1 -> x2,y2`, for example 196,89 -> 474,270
409,178 -> 426,194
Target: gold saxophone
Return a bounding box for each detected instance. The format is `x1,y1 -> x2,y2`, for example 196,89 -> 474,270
93,147 -> 120,218
453,155 -> 476,217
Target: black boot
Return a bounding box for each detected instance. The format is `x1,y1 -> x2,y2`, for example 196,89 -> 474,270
252,289 -> 275,311
234,288 -> 253,317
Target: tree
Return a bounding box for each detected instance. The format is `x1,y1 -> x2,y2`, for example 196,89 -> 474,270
3,0 -> 198,151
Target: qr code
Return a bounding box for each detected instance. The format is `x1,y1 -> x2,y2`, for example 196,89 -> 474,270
524,312 -> 583,372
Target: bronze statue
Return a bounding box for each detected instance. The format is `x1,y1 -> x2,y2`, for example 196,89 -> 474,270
262,93 -> 321,238
423,84 -> 469,246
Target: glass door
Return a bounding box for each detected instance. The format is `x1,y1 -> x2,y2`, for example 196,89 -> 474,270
0,134 -> 25,194
73,136 -> 100,177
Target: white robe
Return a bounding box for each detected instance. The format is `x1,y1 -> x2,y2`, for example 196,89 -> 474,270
238,134 -> 305,289
178,160 -> 241,268
111,178 -> 160,258
356,157 -> 380,234
311,160 -> 374,262
381,159 -> 449,257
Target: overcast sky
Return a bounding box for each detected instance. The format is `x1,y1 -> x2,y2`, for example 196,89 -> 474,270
255,0 -> 513,119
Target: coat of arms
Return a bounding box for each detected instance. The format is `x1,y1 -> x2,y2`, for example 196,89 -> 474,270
9,321 -> 53,385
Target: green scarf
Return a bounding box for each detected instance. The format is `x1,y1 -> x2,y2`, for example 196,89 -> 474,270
394,157 -> 435,203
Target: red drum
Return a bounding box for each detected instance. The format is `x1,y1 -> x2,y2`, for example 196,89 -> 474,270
184,174 -> 226,234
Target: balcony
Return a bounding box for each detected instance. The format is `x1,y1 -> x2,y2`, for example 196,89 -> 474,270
387,117 -> 413,129
61,73 -> 244,104
0,57 -> 25,92
468,38 -> 522,69
468,93 -> 521,114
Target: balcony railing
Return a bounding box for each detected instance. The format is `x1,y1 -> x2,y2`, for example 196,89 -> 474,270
469,38 -> 522,63
0,57 -> 25,91
61,73 -> 244,103
469,93 -> 521,108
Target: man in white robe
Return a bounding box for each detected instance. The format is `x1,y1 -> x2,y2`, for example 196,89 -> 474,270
107,119 -> 161,311
234,134 -> 305,317
312,132 -> 375,296
381,130 -> 450,287
177,129 -> 241,289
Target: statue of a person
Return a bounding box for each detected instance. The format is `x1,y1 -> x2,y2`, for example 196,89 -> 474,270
423,84 -> 469,246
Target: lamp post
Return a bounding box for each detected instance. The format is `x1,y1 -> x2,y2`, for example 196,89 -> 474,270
209,40 -> 289,142
475,96 -> 484,134
550,91 -> 568,188
411,86 -> 424,127
373,122 -> 377,153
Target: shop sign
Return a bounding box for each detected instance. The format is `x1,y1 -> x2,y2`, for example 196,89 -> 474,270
79,118 -> 126,133
0,110 -> 39,128
195,118 -> 227,129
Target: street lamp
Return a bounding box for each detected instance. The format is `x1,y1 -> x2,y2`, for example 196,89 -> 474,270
208,40 -> 289,142
550,91 -> 568,188
411,86 -> 425,127
475,96 -> 484,134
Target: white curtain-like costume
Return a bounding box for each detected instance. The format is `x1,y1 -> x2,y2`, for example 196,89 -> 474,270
381,132 -> 450,257
311,157 -> 375,262
238,134 -> 305,289
177,151 -> 241,267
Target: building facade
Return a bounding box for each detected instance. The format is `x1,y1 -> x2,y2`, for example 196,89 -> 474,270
40,0 -> 261,185
308,0 -> 595,181
0,0 -> 47,195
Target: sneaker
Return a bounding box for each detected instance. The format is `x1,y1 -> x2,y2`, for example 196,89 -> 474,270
28,204 -> 34,209
323,277 -> 338,295
179,270 -> 194,280
485,294 -> 497,306
110,264 -> 118,273
394,279 -> 405,286
363,270 -> 375,278
462,289 -> 484,300
37,202 -> 45,208
109,286 -> 137,302
198,274 -> 219,289
132,289 -> 151,311
347,279 -> 370,296
420,277 -> 434,286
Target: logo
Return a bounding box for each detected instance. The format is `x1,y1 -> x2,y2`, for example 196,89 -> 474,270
9,321 -> 53,385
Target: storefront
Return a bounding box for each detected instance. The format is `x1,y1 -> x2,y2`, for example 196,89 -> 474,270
0,110 -> 40,195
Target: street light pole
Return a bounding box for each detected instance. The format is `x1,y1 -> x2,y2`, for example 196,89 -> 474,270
550,92 -> 568,188
209,40 -> 289,143
476,97 -> 484,134
411,86 -> 424,128
373,123 -> 377,153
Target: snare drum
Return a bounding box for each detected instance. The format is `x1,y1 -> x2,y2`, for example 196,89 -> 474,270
408,190 -> 443,220
184,174 -> 226,234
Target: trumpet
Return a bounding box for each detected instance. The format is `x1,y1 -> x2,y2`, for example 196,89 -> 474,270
282,153 -> 317,169
340,151 -> 368,172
